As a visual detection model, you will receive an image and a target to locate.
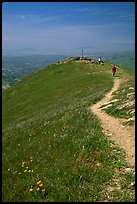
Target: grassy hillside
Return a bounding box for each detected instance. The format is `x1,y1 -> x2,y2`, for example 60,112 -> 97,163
2,58 -> 135,202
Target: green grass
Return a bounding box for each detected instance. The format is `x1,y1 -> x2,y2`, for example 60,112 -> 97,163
101,70 -> 135,126
2,59 -> 135,201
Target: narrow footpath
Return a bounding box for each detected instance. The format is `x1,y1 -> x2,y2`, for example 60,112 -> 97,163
90,78 -> 135,165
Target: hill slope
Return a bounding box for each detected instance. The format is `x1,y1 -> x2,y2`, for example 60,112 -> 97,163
2,58 -> 135,202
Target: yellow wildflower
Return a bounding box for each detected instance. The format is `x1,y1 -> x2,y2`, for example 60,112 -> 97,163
36,180 -> 41,185
22,162 -> 25,167
8,168 -> 10,171
28,170 -> 31,173
31,170 -> 34,172
39,183 -> 43,187
29,188 -> 33,192
24,169 -> 27,173
26,166 -> 29,169
19,172 -> 21,174
30,159 -> 33,162
37,188 -> 40,191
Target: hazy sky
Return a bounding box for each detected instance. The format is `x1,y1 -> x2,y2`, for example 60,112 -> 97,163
2,2 -> 135,54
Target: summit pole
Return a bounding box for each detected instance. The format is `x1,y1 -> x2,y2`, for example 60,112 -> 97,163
82,49 -> 83,58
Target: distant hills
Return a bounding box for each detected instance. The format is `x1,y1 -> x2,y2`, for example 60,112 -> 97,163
102,50 -> 135,71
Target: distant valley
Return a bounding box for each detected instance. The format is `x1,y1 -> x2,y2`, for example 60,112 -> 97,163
2,55 -> 68,90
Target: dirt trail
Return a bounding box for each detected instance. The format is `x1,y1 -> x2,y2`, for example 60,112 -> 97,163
90,78 -> 135,165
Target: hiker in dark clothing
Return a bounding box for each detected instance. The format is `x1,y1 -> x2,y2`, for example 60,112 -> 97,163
112,65 -> 116,76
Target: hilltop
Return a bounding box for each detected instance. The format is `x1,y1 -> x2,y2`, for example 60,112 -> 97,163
56,56 -> 95,64
2,51 -> 134,92
2,57 -> 135,202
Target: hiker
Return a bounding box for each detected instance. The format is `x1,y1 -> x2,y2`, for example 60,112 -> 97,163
98,57 -> 101,63
98,57 -> 104,64
112,65 -> 116,76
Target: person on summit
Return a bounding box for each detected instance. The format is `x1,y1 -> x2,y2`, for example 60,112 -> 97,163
98,57 -> 101,63
112,64 -> 116,76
